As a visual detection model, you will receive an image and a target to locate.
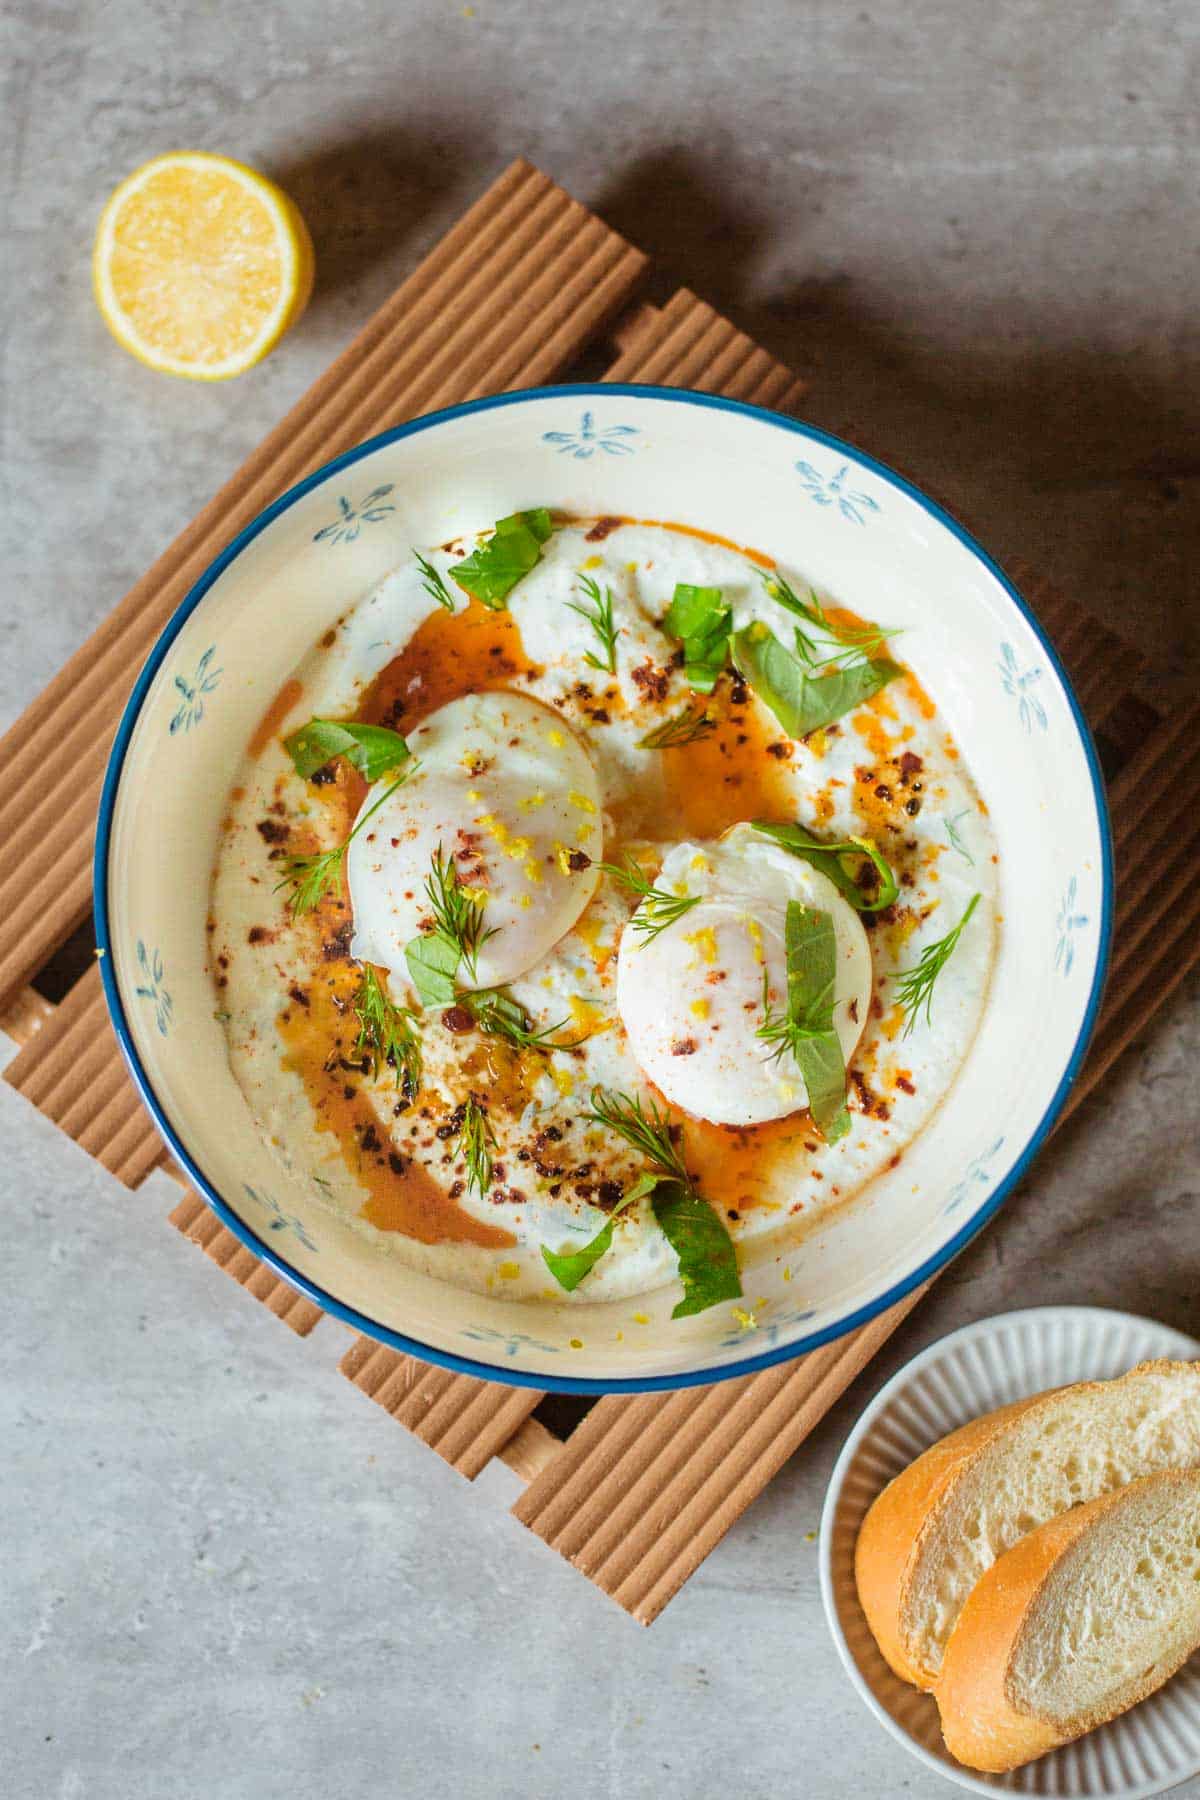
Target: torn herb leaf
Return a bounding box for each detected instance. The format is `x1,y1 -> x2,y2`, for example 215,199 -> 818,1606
731,622 -> 900,738
450,509 -> 554,609
752,821 -> 898,913
541,1187 -> 641,1292
757,900 -> 850,1141
650,1179 -> 743,1318
404,930 -> 461,1008
663,583 -> 732,693
284,718 -> 411,783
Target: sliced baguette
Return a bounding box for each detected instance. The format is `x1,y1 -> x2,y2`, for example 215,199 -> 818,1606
855,1360 -> 1200,1689
935,1467 -> 1200,1771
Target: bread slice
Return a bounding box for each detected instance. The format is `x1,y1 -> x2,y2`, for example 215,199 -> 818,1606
855,1360 -> 1200,1689
935,1468 -> 1200,1771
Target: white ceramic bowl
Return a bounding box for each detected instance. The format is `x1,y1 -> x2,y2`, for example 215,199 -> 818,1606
95,386 -> 1111,1393
820,1306 -> 1200,1798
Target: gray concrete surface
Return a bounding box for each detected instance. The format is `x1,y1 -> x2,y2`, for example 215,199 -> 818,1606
3,1 -> 1197,1795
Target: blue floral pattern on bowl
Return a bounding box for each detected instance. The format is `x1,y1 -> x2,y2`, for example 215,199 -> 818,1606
542,411 -> 641,459
461,1324 -> 562,1357
134,941 -> 172,1036
998,641 -> 1047,733
944,1136 -> 1006,1216
244,1183 -> 318,1252
169,647 -> 221,734
719,1305 -> 819,1350
795,461 -> 880,525
1055,878 -> 1090,976
313,484 -> 396,545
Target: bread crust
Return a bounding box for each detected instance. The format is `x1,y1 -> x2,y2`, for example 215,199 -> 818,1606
853,1360 -> 1199,1691
854,1397 -> 1036,1686
934,1469 -> 1200,1772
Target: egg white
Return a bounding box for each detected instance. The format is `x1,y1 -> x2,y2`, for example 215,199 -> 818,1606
347,691 -> 601,990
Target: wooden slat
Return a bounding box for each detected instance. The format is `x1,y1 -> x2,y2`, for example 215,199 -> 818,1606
0,985 -> 55,1049
338,1336 -> 543,1479
513,1287 -> 926,1623
167,1190 -> 324,1336
604,286 -> 805,411
0,159 -> 646,1012
3,964 -> 162,1187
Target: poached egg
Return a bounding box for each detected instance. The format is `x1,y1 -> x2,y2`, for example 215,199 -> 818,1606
347,691 -> 602,989
615,825 -> 872,1126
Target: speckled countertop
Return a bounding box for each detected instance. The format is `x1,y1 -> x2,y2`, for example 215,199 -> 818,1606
4,2 -> 1197,1794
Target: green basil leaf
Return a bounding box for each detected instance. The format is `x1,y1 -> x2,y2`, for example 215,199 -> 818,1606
404,930 -> 461,1008
663,583 -> 724,640
731,623 -> 901,736
662,583 -> 732,694
650,1178 -> 743,1318
284,718 -> 411,782
450,509 -> 554,609
540,1187 -> 643,1292
781,901 -> 850,1140
752,821 -> 899,913
496,506 -> 553,544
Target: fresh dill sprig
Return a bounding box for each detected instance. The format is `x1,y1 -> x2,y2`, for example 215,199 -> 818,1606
585,1086 -> 689,1184
276,761 -> 420,915
457,1096 -> 496,1198
467,988 -> 576,1051
762,569 -> 896,669
424,845 -> 495,981
894,893 -> 981,1037
414,549 -> 454,613
277,845 -> 347,915
566,573 -> 618,674
598,855 -> 703,945
638,702 -> 719,750
353,965 -> 422,1097
756,974 -> 804,1067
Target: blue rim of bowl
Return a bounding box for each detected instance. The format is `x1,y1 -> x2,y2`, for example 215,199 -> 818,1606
94,383 -> 1114,1395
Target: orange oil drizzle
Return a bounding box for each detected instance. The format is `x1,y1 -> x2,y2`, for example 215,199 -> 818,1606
681,1110 -> 816,1216
275,957 -> 515,1249
248,676 -> 304,757
661,689 -> 796,840
360,597 -> 539,730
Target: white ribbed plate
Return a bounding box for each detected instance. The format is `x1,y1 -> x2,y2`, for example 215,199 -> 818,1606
820,1307 -> 1200,1798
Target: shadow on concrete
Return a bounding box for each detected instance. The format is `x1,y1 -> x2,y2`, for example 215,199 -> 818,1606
596,149 -> 1199,690
272,126 -> 471,310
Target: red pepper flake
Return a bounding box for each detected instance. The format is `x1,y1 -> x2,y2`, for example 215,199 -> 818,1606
670,1036 -> 698,1056
585,516 -> 622,542
630,660 -> 670,703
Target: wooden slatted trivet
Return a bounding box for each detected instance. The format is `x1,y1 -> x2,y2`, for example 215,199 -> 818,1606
2,159 -> 1196,1624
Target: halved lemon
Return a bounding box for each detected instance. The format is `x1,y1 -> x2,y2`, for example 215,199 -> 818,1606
93,151 -> 314,380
